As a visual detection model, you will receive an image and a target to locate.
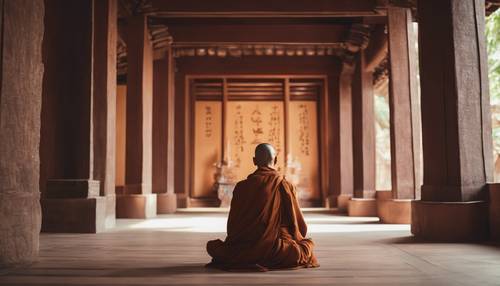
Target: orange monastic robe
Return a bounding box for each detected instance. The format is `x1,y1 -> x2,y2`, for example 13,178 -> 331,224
206,166 -> 319,271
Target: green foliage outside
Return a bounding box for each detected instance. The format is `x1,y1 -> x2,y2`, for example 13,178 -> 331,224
374,87 -> 392,190
487,9 -> 500,176
487,10 -> 500,105
374,12 -> 500,186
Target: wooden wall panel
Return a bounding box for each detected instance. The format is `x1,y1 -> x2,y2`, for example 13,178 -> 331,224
226,101 -> 285,181
175,57 -> 340,206
289,101 -> 320,200
193,101 -> 222,198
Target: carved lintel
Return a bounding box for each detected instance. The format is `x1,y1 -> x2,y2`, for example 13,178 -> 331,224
172,43 -> 345,58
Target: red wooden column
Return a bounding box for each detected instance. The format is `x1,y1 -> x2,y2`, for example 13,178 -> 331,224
352,51 -> 376,199
379,7 -> 422,223
116,15 -> 157,218
412,0 -> 493,241
93,0 -> 117,228
40,0 -> 109,233
153,44 -> 177,214
0,0 -> 44,266
348,51 -> 377,216
331,62 -> 355,211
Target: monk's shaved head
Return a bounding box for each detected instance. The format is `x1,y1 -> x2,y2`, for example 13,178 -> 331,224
253,143 -> 277,167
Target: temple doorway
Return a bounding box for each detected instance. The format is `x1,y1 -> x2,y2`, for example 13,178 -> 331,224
190,76 -> 327,207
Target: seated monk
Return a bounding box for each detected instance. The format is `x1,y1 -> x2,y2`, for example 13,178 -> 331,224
206,143 -> 319,271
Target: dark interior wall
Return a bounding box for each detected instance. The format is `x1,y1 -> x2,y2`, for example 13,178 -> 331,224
174,55 -> 341,198
40,0 -> 93,194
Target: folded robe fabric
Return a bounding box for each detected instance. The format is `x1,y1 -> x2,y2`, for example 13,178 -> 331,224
206,166 -> 319,271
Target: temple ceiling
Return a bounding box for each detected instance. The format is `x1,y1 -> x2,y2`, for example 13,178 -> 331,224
116,0 -> 499,76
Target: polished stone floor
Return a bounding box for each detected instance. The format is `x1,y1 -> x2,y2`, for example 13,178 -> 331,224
1,209 -> 500,285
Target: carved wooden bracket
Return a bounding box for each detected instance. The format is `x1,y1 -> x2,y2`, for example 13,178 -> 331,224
339,23 -> 371,69
373,55 -> 389,88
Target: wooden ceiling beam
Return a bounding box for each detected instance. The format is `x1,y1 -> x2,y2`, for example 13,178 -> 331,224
149,0 -> 381,17
160,24 -> 349,44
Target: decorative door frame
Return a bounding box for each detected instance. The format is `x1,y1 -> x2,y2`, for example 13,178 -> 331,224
185,74 -> 330,207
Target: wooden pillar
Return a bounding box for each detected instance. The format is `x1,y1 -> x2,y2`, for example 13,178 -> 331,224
0,0 -> 44,267
347,51 -> 377,217
387,7 -> 421,201
153,45 -> 177,214
93,0 -> 117,228
331,62 -> 355,211
40,0 -> 107,233
117,15 -> 156,218
376,7 -> 421,223
412,0 -> 492,241
174,65 -> 188,208
352,51 -> 376,199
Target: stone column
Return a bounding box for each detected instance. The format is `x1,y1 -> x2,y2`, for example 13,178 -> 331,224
379,7 -> 421,223
40,0 -> 108,233
116,15 -> 157,218
153,45 -> 177,214
0,0 -> 44,267
93,0 -> 117,228
348,51 -> 377,216
412,0 -> 492,241
330,62 -> 355,211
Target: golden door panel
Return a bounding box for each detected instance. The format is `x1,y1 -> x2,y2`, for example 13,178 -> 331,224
288,101 -> 320,200
226,101 -> 285,182
193,101 -> 222,198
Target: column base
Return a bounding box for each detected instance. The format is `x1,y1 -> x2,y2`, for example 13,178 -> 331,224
116,194 -> 157,218
376,190 -> 392,200
176,193 -> 188,208
337,194 -> 352,212
348,198 -> 377,217
105,195 -> 116,229
299,199 -> 322,208
157,193 -> 177,214
41,197 -> 106,233
377,199 -> 411,224
0,192 -> 41,267
324,196 -> 336,209
188,197 -> 221,207
115,185 -> 125,195
46,179 -> 99,198
490,184 -> 500,241
411,200 -> 489,242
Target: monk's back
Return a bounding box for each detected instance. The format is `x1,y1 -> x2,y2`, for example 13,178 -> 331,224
206,166 -> 319,271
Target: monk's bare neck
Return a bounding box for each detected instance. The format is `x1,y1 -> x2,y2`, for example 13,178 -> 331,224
257,165 -> 275,169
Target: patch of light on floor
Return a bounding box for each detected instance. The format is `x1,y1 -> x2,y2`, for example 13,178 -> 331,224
125,217 -> 228,232
121,215 -> 410,233
307,223 -> 410,233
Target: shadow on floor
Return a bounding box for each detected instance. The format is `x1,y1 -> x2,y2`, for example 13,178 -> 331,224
108,263 -> 218,277
107,263 -> 311,276
379,235 -> 500,248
